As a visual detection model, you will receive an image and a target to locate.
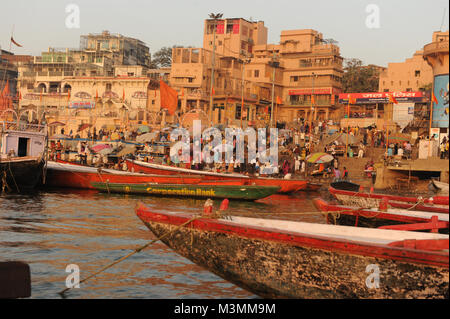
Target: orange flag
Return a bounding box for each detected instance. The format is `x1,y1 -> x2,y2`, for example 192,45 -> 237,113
276,96 -> 282,104
311,95 -> 315,105
123,88 -> 125,101
159,80 -> 178,115
211,87 -> 215,96
348,94 -> 356,104
431,92 -> 438,104
67,90 -> 71,101
96,89 -> 98,100
388,93 -> 398,104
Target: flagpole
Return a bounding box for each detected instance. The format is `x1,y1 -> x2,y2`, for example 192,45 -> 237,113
428,93 -> 434,158
345,98 -> 350,158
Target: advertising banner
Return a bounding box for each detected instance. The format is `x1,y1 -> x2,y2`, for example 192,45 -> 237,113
338,92 -> 425,104
392,102 -> 415,129
432,74 -> 449,128
68,101 -> 95,109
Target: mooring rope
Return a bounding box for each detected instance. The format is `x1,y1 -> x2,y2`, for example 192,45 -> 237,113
58,214 -> 205,297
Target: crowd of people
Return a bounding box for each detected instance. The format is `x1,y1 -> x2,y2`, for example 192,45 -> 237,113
48,118 -> 448,184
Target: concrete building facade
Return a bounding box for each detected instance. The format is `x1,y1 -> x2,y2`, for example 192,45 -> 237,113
379,50 -> 433,92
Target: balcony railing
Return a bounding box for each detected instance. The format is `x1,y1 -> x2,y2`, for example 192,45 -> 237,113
287,100 -> 332,107
423,40 -> 449,56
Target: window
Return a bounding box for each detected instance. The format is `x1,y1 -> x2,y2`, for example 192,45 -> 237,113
218,41 -> 222,46
415,70 -> 420,77
235,104 -> 242,119
291,76 -> 299,82
254,70 -> 259,78
188,78 -> 193,83
384,89 -> 389,92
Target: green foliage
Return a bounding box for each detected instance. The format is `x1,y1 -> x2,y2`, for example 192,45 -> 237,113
150,45 -> 189,69
341,58 -> 380,93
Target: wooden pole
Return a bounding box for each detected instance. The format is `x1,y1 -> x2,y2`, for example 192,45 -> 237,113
345,100 -> 350,158
428,96 -> 434,158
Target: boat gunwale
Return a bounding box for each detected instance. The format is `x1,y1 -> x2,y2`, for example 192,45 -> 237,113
135,202 -> 449,268
313,198 -> 450,223
329,186 -> 449,206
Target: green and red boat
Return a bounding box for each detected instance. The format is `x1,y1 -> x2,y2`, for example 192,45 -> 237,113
91,181 -> 280,201
126,159 -> 307,193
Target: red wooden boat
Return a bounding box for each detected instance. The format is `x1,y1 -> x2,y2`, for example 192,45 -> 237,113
136,202 -> 449,298
44,161 -> 247,190
329,185 -> 449,214
126,159 -> 307,193
313,198 -> 449,234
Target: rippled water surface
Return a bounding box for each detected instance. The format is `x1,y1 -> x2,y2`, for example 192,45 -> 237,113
0,189 -> 325,299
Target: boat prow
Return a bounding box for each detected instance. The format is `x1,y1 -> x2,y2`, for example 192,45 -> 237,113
136,202 -> 449,299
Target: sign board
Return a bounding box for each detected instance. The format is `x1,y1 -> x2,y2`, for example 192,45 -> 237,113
432,74 -> 449,128
392,103 -> 415,129
338,92 -> 425,104
68,102 -> 95,109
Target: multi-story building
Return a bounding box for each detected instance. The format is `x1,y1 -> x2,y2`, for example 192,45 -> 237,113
379,50 -> 433,92
203,18 -> 268,59
170,21 -> 344,126
80,30 -> 151,68
278,29 -> 344,122
423,30 -> 449,140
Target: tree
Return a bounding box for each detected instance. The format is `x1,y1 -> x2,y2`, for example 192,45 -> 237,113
341,58 -> 381,93
150,45 -> 189,69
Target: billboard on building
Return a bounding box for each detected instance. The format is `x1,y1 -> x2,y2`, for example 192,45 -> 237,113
393,102 -> 415,129
432,74 -> 449,128
68,101 -> 95,109
338,92 -> 425,104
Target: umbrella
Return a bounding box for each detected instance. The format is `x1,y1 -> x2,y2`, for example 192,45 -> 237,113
137,125 -> 150,133
98,148 -> 114,155
306,152 -> 334,164
336,133 -> 359,145
78,123 -> 92,132
48,121 -> 66,127
136,132 -> 159,143
117,145 -> 136,157
91,144 -> 111,153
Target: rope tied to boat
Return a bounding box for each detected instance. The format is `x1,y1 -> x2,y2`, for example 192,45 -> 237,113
59,213 -> 206,297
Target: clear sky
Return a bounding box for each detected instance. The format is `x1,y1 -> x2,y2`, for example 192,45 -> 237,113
1,0 -> 448,66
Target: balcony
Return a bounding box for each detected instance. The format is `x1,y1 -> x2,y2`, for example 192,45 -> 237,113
423,40 -> 449,57
287,100 -> 332,107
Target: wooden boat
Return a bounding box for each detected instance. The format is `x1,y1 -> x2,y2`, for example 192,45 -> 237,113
44,161 -> 246,190
0,156 -> 45,192
92,182 -> 280,200
302,182 -> 322,192
329,184 -> 449,214
135,202 -> 449,298
429,179 -> 449,195
1,121 -> 47,192
313,198 -> 449,234
126,159 -> 307,193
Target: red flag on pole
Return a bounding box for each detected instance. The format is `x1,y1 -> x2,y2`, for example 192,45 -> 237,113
432,92 -> 438,104
159,80 -> 178,115
276,96 -> 282,105
388,93 -> 398,104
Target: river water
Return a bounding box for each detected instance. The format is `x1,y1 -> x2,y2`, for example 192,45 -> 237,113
0,189 -> 325,299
